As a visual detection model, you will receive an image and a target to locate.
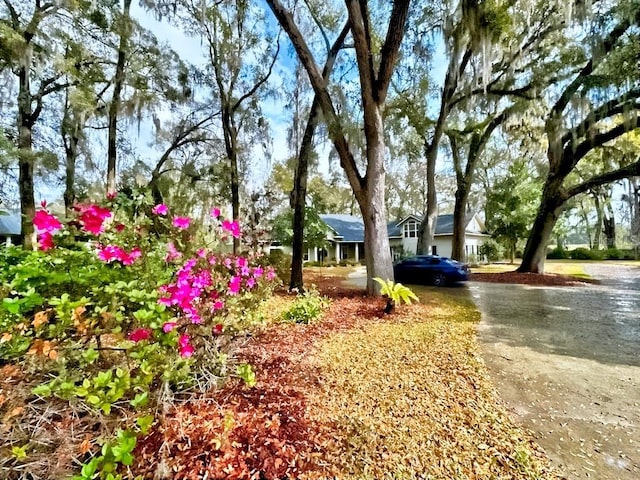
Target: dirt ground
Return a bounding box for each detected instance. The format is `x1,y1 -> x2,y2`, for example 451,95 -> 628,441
473,265 -> 640,480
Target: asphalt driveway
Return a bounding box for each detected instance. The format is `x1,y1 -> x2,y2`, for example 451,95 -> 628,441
473,263 -> 640,479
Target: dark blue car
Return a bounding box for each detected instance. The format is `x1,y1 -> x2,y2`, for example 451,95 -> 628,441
393,255 -> 469,286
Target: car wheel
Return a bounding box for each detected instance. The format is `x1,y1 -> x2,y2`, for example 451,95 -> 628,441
433,273 -> 446,286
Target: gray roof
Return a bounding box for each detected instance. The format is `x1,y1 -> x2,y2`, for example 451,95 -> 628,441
323,213 -> 485,243
0,212 -> 21,236
320,214 -> 364,242
388,214 -> 485,237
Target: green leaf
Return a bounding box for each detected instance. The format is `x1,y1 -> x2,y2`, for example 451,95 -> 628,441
136,414 -> 154,435
236,363 -> 256,387
32,383 -> 52,397
130,392 -> 148,409
11,445 -> 28,460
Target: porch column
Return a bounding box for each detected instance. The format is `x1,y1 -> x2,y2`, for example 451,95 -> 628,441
335,243 -> 340,261
355,244 -> 359,262
314,247 -> 318,262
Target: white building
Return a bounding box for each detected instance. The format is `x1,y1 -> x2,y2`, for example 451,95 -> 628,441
286,213 -> 490,263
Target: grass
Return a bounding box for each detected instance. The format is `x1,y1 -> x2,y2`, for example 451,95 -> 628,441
472,260 -> 590,278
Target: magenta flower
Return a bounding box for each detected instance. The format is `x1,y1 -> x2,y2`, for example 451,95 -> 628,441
266,267 -> 277,281
228,276 -> 241,295
162,322 -> 178,333
213,300 -> 225,310
33,209 -> 62,234
252,267 -> 264,278
178,334 -> 194,357
221,220 -> 241,238
115,223 -> 126,232
129,328 -> 152,343
152,204 -> 168,216
97,244 -> 142,265
211,207 -> 221,218
180,344 -> 194,358
212,324 -> 224,335
165,242 -> 182,262
38,232 -> 55,251
78,204 -> 112,235
246,277 -> 256,289
173,216 -> 191,229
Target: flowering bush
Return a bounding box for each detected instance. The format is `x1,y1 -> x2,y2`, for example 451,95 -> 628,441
0,192 -> 276,478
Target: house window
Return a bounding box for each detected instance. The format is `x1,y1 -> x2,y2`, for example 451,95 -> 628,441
403,221 -> 418,238
431,245 -> 437,255
303,252 -> 309,261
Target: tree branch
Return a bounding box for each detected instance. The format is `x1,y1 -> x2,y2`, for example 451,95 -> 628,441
568,113 -> 640,168
549,8 -> 640,119
266,0 -> 365,196
232,32 -> 281,113
566,159 -> 640,200
376,0 -> 411,103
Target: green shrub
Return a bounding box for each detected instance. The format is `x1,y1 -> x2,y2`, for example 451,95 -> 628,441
266,249 -> 291,283
281,289 -> 326,324
569,247 -> 604,260
478,240 -> 501,263
604,248 -> 622,260
547,246 -> 569,259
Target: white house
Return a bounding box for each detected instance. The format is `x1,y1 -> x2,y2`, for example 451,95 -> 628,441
386,214 -> 490,260
286,213 -> 489,263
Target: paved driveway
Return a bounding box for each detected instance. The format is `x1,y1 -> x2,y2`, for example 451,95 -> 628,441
473,264 -> 640,479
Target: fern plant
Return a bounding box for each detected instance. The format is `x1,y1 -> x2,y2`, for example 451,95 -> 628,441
373,277 -> 419,314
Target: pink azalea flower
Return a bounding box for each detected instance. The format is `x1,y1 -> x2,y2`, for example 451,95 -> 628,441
240,266 -> 251,277
106,191 -> 118,200
252,267 -> 264,278
38,232 -> 55,251
115,223 -> 126,232
179,344 -> 195,358
33,210 -> 62,234
236,257 -> 247,268
212,324 -> 224,335
211,207 -> 221,218
246,277 -> 256,289
40,200 -> 48,208
228,276 -> 241,295
177,334 -> 194,357
221,220 -> 241,238
223,258 -> 232,269
208,255 -> 217,265
165,242 -> 182,262
152,204 -> 168,215
173,216 -> 191,229
162,322 -> 177,333
213,300 -> 225,310
78,204 -> 112,235
266,267 -> 277,281
129,328 -> 152,343
197,248 -> 207,258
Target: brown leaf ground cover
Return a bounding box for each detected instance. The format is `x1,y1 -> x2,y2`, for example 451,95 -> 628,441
132,272 -> 561,479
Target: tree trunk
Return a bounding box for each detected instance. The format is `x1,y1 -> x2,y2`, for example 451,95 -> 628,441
361,107 -> 394,293
289,23 -> 349,292
592,192 -> 603,250
17,54 -> 35,249
451,185 -> 468,261
517,179 -> 565,273
603,194 -> 616,248
63,126 -> 79,217
417,137 -> 437,255
107,0 -> 131,195
289,96 -> 320,291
